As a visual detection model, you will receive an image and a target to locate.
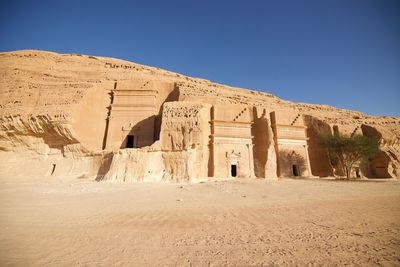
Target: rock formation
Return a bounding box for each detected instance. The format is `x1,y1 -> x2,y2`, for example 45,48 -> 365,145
0,50 -> 399,181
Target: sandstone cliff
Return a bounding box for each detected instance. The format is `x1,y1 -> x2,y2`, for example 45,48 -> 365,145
0,50 -> 399,180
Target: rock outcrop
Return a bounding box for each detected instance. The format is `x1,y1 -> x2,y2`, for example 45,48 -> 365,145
0,50 -> 399,181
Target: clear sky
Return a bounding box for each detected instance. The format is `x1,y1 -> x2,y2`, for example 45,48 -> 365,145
1,0 -> 399,116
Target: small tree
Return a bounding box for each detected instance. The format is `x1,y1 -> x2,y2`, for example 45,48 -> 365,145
320,134 -> 379,179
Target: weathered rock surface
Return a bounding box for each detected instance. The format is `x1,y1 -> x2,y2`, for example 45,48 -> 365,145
0,50 -> 399,180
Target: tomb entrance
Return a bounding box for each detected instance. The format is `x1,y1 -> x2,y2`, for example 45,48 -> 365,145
231,164 -> 237,177
126,135 -> 135,148
292,164 -> 300,177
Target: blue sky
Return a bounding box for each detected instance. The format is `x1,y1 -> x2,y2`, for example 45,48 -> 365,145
1,0 -> 399,116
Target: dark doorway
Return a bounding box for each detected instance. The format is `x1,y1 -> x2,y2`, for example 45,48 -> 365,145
231,164 -> 237,177
355,167 -> 361,178
292,164 -> 300,177
126,135 -> 135,148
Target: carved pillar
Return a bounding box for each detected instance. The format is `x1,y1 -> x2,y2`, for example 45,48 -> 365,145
247,143 -> 255,178
304,144 -> 312,177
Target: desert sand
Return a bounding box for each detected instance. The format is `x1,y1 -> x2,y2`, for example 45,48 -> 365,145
1,178 -> 399,266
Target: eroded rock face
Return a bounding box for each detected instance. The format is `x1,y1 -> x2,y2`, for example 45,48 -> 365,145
100,148 -> 163,182
160,102 -> 211,181
0,50 -> 399,181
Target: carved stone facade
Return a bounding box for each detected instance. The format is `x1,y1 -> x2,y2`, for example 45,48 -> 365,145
101,82 -> 317,181
105,80 -> 158,150
210,105 -> 255,178
271,112 -> 312,177
1,50 -> 398,181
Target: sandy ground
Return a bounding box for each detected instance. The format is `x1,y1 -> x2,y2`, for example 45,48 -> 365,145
0,178 -> 399,267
